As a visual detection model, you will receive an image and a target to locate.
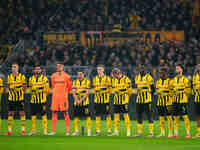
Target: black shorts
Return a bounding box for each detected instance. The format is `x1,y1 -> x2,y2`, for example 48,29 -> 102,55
172,103 -> 188,116
8,101 -> 24,111
30,103 -> 47,116
194,103 -> 200,116
113,104 -> 129,114
73,105 -> 90,118
94,103 -> 110,116
136,103 -> 153,114
157,105 -> 172,116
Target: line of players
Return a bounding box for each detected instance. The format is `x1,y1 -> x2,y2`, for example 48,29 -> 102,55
0,62 -> 200,138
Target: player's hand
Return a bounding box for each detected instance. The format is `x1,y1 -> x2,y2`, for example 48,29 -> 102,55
74,97 -> 79,103
9,84 -> 15,89
136,88 -> 141,94
77,100 -> 82,105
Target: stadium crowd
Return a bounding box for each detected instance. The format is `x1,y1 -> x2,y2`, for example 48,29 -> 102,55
1,0 -> 200,139
8,39 -> 198,81
0,0 -> 199,44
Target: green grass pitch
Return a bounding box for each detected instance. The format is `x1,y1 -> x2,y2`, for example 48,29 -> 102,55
0,120 -> 200,150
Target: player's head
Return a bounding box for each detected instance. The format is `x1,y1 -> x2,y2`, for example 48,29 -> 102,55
175,64 -> 183,76
56,61 -> 64,72
197,64 -> 200,74
112,68 -> 121,79
159,66 -> 168,79
97,64 -> 104,76
34,65 -> 42,75
11,63 -> 19,73
77,70 -> 85,80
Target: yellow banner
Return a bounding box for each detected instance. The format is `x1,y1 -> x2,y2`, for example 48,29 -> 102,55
43,31 -> 184,47
43,32 -> 78,44
103,31 -> 184,46
82,31 -> 184,47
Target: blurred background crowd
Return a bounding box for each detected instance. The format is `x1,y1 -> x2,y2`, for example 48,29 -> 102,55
0,0 -> 200,80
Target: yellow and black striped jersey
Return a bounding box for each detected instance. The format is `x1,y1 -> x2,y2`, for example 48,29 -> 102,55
156,78 -> 173,106
0,77 -> 3,94
192,73 -> 200,103
111,75 -> 132,105
93,75 -> 111,104
29,74 -> 49,104
72,78 -> 90,106
135,73 -> 154,104
7,73 -> 26,101
172,75 -> 191,103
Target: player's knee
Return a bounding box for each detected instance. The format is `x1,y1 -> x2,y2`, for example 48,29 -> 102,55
19,111 -> 25,116
149,119 -> 153,124
41,111 -> 46,116
8,111 -> 14,116
137,114 -> 143,124
52,111 -> 57,114
64,111 -> 68,115
147,114 -> 153,123
197,119 -> 200,126
31,112 -> 37,116
159,113 -> 165,117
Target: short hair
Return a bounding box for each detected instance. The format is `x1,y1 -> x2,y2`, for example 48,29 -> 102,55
97,64 -> 104,68
176,64 -> 184,70
77,69 -> 85,74
56,61 -> 64,65
12,62 -> 19,66
112,68 -> 121,75
160,66 -> 168,73
34,64 -> 41,68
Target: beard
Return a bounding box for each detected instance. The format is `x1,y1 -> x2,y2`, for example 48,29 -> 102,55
36,72 -> 41,76
160,73 -> 167,79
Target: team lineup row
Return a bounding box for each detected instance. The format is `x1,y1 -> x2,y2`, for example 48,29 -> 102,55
0,63 -> 200,138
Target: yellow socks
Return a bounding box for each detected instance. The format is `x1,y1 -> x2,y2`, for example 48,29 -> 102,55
137,123 -> 142,134
114,114 -> 120,132
31,116 -> 37,132
96,116 -> 101,133
124,113 -> 130,130
86,116 -> 91,131
20,115 -> 26,131
74,117 -> 79,132
167,116 -> 173,134
0,117 -> 1,131
8,116 -> 13,132
124,113 -> 130,136
149,123 -> 154,134
183,115 -> 190,134
174,116 -> 180,135
159,116 -> 165,135
197,127 -> 200,136
106,115 -> 111,132
42,115 -> 47,133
